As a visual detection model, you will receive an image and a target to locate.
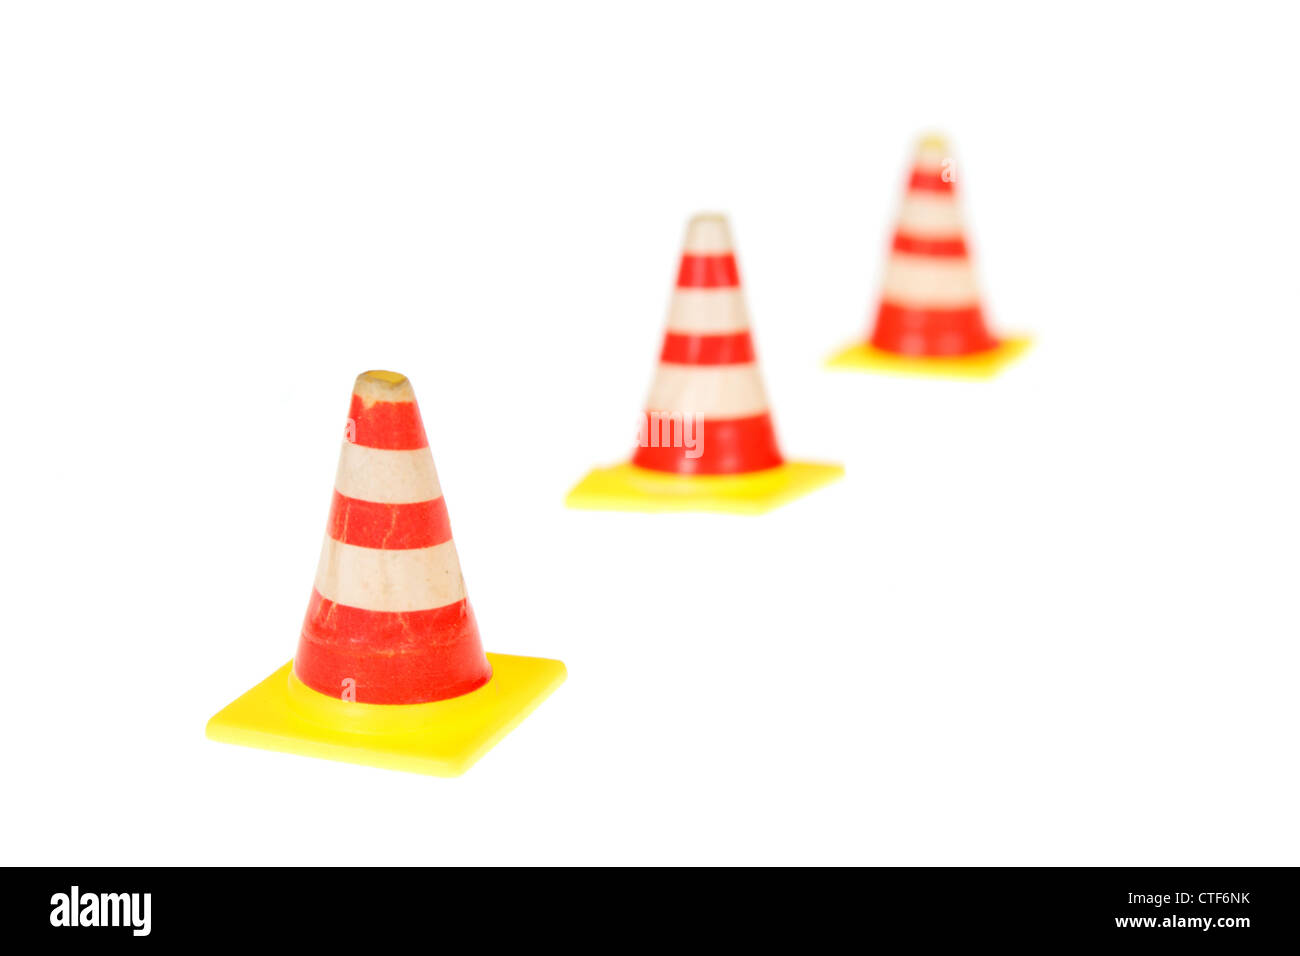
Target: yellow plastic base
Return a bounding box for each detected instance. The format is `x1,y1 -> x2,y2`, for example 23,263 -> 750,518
826,338 -> 1031,380
565,461 -> 843,515
206,653 -> 566,777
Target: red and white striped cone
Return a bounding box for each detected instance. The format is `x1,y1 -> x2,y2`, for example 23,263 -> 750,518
631,213 -> 784,475
295,370 -> 492,705
829,134 -> 1029,377
569,214 -> 843,514
207,370 -> 566,776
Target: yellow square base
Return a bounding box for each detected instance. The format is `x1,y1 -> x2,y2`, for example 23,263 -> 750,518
565,461 -> 843,515
206,653 -> 566,777
826,338 -> 1031,380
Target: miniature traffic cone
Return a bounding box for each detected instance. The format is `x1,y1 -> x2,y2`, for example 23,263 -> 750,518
207,370 -> 566,776
568,213 -> 842,514
828,134 -> 1030,378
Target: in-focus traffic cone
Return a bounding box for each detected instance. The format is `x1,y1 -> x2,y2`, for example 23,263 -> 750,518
828,134 -> 1030,379
568,213 -> 842,514
207,370 -> 566,776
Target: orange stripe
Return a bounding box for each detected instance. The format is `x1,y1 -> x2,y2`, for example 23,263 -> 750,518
659,331 -> 755,365
908,168 -> 955,193
326,491 -> 452,550
632,411 -> 783,475
676,253 -> 740,288
296,591 -> 491,704
347,394 -> 428,450
870,301 -> 998,356
892,233 -> 967,257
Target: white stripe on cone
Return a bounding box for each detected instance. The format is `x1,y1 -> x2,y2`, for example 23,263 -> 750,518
313,537 -> 467,612
333,443 -> 443,504
646,363 -> 770,419
665,289 -> 751,334
895,194 -> 965,238
881,255 -> 981,308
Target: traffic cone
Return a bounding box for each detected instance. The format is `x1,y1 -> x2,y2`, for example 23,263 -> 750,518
568,213 -> 842,514
828,134 -> 1030,378
207,370 -> 566,776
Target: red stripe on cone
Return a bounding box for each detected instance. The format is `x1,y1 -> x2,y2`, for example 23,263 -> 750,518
659,331 -> 755,365
676,253 -> 740,288
296,590 -> 491,705
871,301 -> 999,356
347,394 -> 428,450
891,233 -> 968,257
325,491 -> 453,550
632,412 -> 783,475
907,168 -> 955,193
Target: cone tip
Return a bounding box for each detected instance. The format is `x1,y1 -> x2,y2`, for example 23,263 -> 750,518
918,132 -> 949,151
683,211 -> 734,253
354,369 -> 415,404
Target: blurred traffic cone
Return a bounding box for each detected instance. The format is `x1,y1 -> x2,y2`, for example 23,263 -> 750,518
568,213 -> 842,514
208,370 -> 566,777
828,134 -> 1029,378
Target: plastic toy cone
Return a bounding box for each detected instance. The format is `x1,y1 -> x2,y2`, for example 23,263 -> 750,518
828,135 -> 1029,379
207,371 -> 566,776
568,213 -> 842,514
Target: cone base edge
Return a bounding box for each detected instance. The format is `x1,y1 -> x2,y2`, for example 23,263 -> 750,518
565,461 -> 844,515
825,337 -> 1031,380
206,653 -> 566,777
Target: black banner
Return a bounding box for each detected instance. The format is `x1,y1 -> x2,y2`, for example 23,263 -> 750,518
12,867 -> 1296,944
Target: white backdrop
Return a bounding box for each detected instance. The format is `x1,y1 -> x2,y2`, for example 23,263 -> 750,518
2,1 -> 1297,865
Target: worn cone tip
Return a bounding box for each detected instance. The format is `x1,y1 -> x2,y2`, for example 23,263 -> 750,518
915,133 -> 951,167
683,212 -> 734,253
353,369 -> 415,404
920,132 -> 951,152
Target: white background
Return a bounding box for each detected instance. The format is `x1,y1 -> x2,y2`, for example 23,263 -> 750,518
2,1 -> 1297,865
